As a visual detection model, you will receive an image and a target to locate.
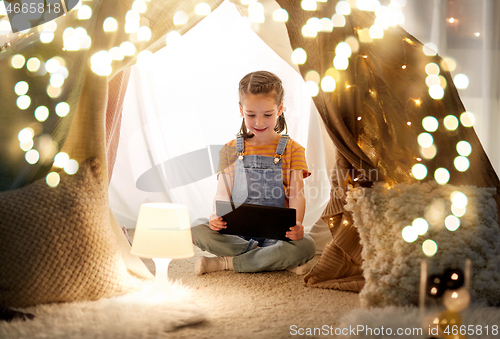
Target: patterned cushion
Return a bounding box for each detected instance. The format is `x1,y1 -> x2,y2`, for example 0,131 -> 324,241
345,181 -> 500,307
0,158 -> 144,307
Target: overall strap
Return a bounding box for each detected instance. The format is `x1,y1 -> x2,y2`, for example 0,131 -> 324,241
236,135 -> 245,160
274,134 -> 289,164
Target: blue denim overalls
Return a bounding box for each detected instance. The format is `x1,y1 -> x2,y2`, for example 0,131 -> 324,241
230,134 -> 289,247
191,134 -> 316,272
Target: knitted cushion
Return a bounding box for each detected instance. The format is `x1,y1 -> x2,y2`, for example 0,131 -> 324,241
0,158 -> 144,308
345,181 -> 500,307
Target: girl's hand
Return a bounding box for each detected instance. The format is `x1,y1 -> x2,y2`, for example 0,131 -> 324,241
209,212 -> 227,231
286,221 -> 304,241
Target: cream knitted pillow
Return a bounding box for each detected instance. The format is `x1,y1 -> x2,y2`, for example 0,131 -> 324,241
0,158 -> 144,308
345,181 -> 500,307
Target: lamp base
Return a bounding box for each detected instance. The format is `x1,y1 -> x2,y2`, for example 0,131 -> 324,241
149,258 -> 173,299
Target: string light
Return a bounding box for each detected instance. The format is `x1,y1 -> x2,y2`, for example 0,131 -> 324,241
422,239 -> 438,257
460,112 -> 475,127
445,215 -> 460,231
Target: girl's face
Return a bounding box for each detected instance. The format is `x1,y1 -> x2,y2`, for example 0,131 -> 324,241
239,93 -> 283,140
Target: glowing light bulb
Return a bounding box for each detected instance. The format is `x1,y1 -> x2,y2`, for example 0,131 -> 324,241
332,14 -> 346,27
15,81 -> 29,96
11,54 -> 25,69
441,57 -> 457,72
17,95 -> 31,110
103,17 -> 118,32
27,58 -> 41,72
77,5 -> 92,20
333,56 -> 348,70
451,191 -> 468,209
443,288 -> 470,312
301,0 -> 317,11
421,145 -> 437,159
46,172 -> 61,187
64,159 -> 79,175
454,74 -> 469,89
25,149 -> 40,164
55,102 -> 70,117
418,133 -> 433,148
336,1 -> 351,15
425,63 -> 440,76
444,115 -> 459,131
54,152 -> 70,168
454,156 -> 470,172
336,42 -> 352,58
321,76 -> 336,92
273,9 -> 288,22
429,85 -> 444,100
305,81 -> 319,97
423,43 -> 438,56
35,106 -> 49,122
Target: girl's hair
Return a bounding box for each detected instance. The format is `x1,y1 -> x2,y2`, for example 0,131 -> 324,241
238,71 -> 288,139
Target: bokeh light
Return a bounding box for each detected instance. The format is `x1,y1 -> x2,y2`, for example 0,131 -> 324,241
46,172 -> 61,187
64,159 -> 79,175
132,0 -> 147,13
460,112 -> 475,127
456,141 -> 472,156
454,156 -> 470,172
56,102 -> 70,117
110,47 -> 124,60
425,63 -> 440,76
273,9 -> 288,22
25,149 -> 40,164
333,56 -> 348,70
11,54 -> 26,69
336,1 -> 351,15
18,128 -> 34,143
305,81 -> 319,97
320,18 -> 333,32
422,116 -> 439,132
47,85 -> 62,98
50,74 -> 65,88
27,58 -> 41,72
336,42 -> 352,58
425,75 -> 440,88
422,239 -> 438,257
369,24 -> 384,39
173,11 -> 188,25
14,81 -> 29,96
441,57 -> 457,72
321,76 -> 336,92
35,106 -> 49,122
418,133 -> 433,148
423,43 -> 438,56
445,215 -> 461,231
421,145 -> 437,159
429,85 -> 444,100
54,152 -> 70,168
402,225 -> 418,243
454,74 -> 469,89
195,3 -> 211,16
78,5 -> 92,20
17,95 -> 31,110
444,115 -> 459,131
137,26 -> 152,41
434,168 -> 450,185
103,17 -> 118,32
413,218 -> 429,235
291,48 -> 307,65
120,41 -> 136,56
345,36 -> 360,53
301,0 -> 317,11
20,140 -> 34,152
332,14 -> 346,27
412,163 -> 427,180
452,204 -> 466,217
451,191 -> 468,209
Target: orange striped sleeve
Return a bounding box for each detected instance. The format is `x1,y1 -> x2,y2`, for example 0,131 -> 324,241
289,140 -> 310,179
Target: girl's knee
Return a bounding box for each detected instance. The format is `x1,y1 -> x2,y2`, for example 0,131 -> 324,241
295,235 -> 316,260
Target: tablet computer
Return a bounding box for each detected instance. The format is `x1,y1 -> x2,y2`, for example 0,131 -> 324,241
216,200 -> 296,241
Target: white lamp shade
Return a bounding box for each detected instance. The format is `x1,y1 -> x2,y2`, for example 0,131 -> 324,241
131,203 -> 194,259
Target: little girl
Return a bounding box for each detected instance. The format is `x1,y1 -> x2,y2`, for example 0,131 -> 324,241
191,71 -> 316,274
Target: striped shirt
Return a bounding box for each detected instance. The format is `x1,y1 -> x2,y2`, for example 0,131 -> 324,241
217,136 -> 310,205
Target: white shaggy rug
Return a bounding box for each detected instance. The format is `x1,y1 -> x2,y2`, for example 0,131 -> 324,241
339,305 -> 500,339
0,282 -> 206,339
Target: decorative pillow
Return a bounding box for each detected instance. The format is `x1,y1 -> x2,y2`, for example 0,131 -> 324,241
345,181 -> 500,307
0,158 -> 146,308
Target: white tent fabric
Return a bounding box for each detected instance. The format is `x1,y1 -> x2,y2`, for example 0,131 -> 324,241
108,1 -> 333,251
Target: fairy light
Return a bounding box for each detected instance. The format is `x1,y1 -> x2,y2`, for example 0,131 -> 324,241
425,63 -> 440,75
306,17 -> 322,33
425,75 -> 440,87
460,112 -> 475,127
195,3 -> 211,16
137,26 -> 152,41
291,48 -> 307,65
439,75 -> 447,89
333,56 -> 349,70
305,81 -> 319,97
402,225 -> 418,243
301,0 -> 317,11
110,47 -> 125,60
423,43 -> 438,56
14,81 -> 29,96
17,95 -> 31,110
90,51 -> 112,76
434,168 -> 450,185
332,14 -> 346,27
103,17 -> 118,32
55,102 -> 70,117
335,42 -> 352,58
451,204 -> 466,217
18,128 -> 34,143
345,36 -> 360,53
413,218 -> 429,235
120,41 -> 136,56
27,58 -> 41,72
35,106 -> 49,122
422,239 -> 438,257
454,156 -> 470,172
173,11 -> 188,25
47,86 -> 62,98
20,140 -> 34,152
40,31 -> 55,43
444,115 -> 459,131
369,24 -> 384,39
429,85 -> 444,100
11,55 -> 25,69
77,5 -> 92,20
320,18 -> 333,32
273,9 -> 288,22
334,1 -> 350,15
414,99 -> 421,106
418,133 -> 433,148
53,152 -> 70,168
445,215 -> 460,231
302,24 -> 317,38
454,74 -> 469,89
25,149 -> 40,164
46,172 -> 61,188
456,141 -> 472,156
441,57 -> 457,72
132,0 -> 147,13
421,145 -> 437,159
64,159 -> 79,175
422,116 -> 439,132
412,163 -> 427,180
125,18 -> 140,33
321,76 -> 336,92
451,191 -> 468,208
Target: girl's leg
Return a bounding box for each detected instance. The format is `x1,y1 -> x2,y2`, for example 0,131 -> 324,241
191,222 -> 258,257
232,233 -> 316,273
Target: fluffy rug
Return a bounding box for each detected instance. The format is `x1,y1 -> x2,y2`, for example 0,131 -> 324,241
339,305 -> 500,339
0,282 -> 206,339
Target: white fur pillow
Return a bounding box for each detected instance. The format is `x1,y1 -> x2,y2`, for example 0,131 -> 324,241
345,181 -> 500,307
